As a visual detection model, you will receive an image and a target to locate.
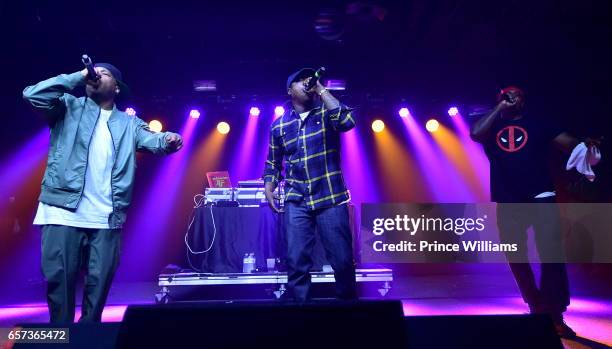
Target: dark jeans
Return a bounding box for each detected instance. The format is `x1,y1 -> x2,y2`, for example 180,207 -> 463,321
41,225 -> 121,323
496,198 -> 570,313
284,201 -> 357,302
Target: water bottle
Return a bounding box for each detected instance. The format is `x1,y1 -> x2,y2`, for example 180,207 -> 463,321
242,253 -> 250,273
243,253 -> 256,273
248,253 -> 256,273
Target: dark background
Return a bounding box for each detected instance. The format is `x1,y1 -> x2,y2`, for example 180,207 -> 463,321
2,0 -> 611,143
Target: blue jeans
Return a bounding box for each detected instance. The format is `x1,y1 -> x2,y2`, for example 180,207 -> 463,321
284,201 -> 356,301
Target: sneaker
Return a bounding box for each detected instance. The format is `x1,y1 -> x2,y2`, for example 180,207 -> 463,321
551,314 -> 577,339
554,320 -> 577,338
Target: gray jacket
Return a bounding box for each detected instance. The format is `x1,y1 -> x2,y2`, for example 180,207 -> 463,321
23,71 -> 179,228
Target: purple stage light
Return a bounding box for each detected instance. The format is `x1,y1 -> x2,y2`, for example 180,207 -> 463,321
448,107 -> 459,117
399,107 -> 410,118
249,107 -> 261,117
189,109 -> 201,119
125,107 -> 136,116
274,106 -> 285,118
121,113 -> 199,277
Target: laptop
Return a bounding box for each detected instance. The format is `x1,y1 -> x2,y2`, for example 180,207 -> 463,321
206,171 -> 232,188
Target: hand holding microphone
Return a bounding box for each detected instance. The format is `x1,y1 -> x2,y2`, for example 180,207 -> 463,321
81,55 -> 99,80
498,99 -> 516,110
303,67 -> 326,94
80,54 -> 101,87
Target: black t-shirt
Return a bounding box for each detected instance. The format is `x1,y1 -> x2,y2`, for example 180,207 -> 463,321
482,115 -> 563,203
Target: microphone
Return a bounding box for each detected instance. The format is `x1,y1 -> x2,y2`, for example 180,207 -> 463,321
468,107 -> 493,118
468,110 -> 492,118
81,54 -> 100,81
305,67 -> 326,90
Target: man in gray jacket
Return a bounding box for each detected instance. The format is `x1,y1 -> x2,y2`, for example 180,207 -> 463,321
23,63 -> 183,323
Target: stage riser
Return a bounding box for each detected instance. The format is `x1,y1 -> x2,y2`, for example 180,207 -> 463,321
12,308 -> 562,349
157,268 -> 393,302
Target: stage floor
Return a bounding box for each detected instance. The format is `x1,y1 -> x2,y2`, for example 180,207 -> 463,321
1,298 -> 610,348
1,275 -> 611,348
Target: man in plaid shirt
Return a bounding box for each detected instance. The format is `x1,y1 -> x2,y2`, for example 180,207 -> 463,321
263,68 -> 357,302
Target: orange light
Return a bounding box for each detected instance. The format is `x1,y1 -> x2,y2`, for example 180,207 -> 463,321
149,120 -> 163,132
426,119 -> 439,133
372,119 -> 385,133
217,122 -> 230,135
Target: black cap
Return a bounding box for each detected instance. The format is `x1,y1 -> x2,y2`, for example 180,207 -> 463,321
286,68 -> 316,90
94,63 -> 130,99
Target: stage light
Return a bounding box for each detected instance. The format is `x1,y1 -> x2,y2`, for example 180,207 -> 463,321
217,122 -> 230,135
399,107 -> 410,118
325,79 -> 346,91
189,109 -> 201,119
372,119 -> 385,133
149,120 -> 163,133
448,107 -> 459,117
274,106 -> 285,118
426,119 -> 440,133
249,107 -> 261,117
193,80 -> 217,92
125,107 -> 136,116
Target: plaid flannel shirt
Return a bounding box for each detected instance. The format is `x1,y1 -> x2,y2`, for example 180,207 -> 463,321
263,104 -> 356,210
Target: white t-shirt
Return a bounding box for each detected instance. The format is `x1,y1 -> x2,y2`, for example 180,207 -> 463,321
33,108 -> 115,229
299,111 -> 310,122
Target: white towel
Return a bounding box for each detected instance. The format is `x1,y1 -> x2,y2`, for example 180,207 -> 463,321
566,142 -> 601,182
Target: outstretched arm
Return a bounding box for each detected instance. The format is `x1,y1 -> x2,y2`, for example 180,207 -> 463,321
134,117 -> 183,154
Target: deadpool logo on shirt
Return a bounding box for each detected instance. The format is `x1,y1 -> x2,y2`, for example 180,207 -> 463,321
496,126 -> 528,152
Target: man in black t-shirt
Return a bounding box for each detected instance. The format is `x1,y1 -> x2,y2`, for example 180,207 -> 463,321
471,86 -> 579,338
